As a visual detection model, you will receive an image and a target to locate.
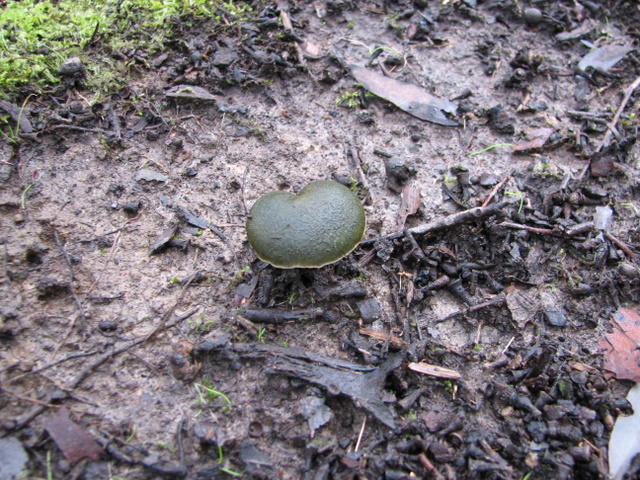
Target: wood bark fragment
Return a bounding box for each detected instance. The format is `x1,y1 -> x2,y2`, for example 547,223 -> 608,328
408,361 -> 461,380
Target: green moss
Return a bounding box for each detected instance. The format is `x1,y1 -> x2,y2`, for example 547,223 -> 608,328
0,0 -> 251,96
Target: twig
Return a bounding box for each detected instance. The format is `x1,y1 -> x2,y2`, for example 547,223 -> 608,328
354,416 -> 367,452
7,349 -> 102,383
481,172 -> 511,207
144,276 -> 198,342
418,453 -> 445,480
498,221 -> 558,236
11,308 -> 198,431
598,75 -> 640,152
240,166 -> 250,216
86,214 -> 142,295
435,293 -> 506,323
605,231 -> 638,259
358,328 -> 408,348
52,229 -> 88,343
346,145 -> 374,204
47,124 -> 107,134
0,387 -> 58,408
360,200 -> 511,246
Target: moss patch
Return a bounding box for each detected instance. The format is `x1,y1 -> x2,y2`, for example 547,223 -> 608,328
0,0 -> 251,97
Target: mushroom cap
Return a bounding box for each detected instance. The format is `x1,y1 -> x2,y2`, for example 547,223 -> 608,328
246,180 -> 366,268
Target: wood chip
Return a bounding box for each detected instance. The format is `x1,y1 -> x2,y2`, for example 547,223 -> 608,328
408,361 -> 461,380
359,328 -> 409,348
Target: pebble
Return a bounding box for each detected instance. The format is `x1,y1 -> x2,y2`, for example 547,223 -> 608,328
357,298 -> 382,324
58,56 -> 86,77
523,7 -> 544,25
135,169 -> 168,183
544,307 -> 567,327
619,263 -> 639,279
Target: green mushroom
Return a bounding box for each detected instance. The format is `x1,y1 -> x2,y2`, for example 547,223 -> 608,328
246,180 -> 366,268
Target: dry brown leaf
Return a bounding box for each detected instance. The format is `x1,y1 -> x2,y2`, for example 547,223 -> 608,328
512,128 -> 555,152
43,407 -> 103,464
350,65 -> 458,126
600,308 -> 640,382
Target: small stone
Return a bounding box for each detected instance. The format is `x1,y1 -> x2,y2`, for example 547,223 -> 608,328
619,263 -> 639,279
98,320 -> 118,331
212,48 -> 238,66
523,8 -> 544,25
184,167 -> 198,177
357,298 -> 382,324
544,307 -> 567,327
135,169 -> 168,183
122,201 -> 141,215
479,173 -> 500,187
13,213 -> 25,224
58,57 -> 86,77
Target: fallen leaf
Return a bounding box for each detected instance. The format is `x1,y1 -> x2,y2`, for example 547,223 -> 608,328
350,65 -> 458,126
299,395 -> 333,433
166,85 -> 217,101
43,408 -> 103,465
505,288 -> 540,328
300,39 -> 323,60
0,99 -> 33,133
512,128 -> 555,152
609,383 -> 640,480
600,308 -> 640,382
578,44 -> 634,73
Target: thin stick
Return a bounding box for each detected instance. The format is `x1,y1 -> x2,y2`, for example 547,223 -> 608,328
354,416 -> 367,452
481,172 -> 511,207
435,293 -> 506,323
12,308 -> 198,431
605,231 -> 638,259
7,349 -> 101,383
598,75 -> 640,152
360,200 -> 511,246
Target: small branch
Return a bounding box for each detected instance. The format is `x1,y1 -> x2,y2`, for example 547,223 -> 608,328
481,171 -> 511,208
242,308 -> 325,324
605,231 -> 638,259
360,200 -> 511,246
498,221 -> 558,236
435,293 -> 506,324
11,308 -> 198,431
598,75 -> 640,152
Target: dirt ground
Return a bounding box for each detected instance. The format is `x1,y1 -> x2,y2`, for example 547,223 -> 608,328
1,1 -> 640,479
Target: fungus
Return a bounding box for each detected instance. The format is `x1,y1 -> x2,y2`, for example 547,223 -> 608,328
246,180 -> 366,268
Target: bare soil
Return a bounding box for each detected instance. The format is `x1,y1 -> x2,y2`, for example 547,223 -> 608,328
1,1 -> 640,479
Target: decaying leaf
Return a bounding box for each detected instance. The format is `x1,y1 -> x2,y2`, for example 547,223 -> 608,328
505,288 -> 540,328
166,85 -> 217,101
600,308 -> 640,382
350,65 -> 459,126
609,383 -> 640,480
578,44 -> 634,73
43,407 -> 103,465
512,128 -> 555,152
299,39 -> 323,60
